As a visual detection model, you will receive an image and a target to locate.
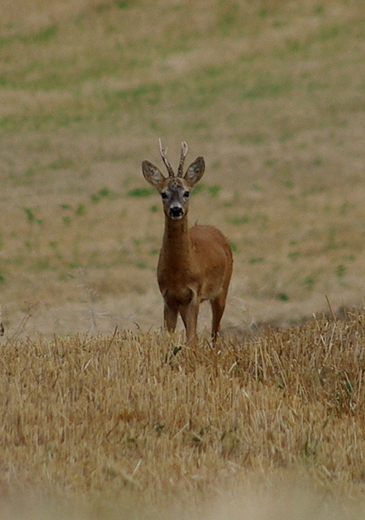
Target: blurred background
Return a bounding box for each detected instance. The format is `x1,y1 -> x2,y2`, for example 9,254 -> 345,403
1,0 -> 364,337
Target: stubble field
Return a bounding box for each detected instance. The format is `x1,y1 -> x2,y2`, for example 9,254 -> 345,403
1,0 -> 365,518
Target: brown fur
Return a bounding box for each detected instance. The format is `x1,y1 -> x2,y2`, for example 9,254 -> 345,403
142,142 -> 233,346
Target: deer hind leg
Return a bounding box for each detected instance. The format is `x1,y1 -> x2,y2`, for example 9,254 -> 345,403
179,301 -> 199,347
210,293 -> 227,343
164,301 -> 178,333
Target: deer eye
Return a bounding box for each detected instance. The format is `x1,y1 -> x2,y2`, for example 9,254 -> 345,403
161,192 -> 168,199
184,191 -> 190,198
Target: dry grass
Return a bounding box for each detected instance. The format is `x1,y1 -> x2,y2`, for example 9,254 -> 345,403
2,310 -> 365,517
1,0 -> 365,516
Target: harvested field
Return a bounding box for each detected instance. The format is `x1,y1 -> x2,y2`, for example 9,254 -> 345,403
1,0 -> 365,517
2,310 -> 365,518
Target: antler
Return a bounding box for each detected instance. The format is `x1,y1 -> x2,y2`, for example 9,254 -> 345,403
177,141 -> 189,177
158,138 -> 175,177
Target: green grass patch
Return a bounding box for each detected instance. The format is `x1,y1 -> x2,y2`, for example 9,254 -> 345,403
207,185 -> 222,197
23,208 -> 43,225
277,292 -> 289,302
127,187 -> 154,198
90,188 -> 114,203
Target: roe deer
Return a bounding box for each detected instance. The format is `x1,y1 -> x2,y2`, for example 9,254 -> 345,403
142,140 -> 233,347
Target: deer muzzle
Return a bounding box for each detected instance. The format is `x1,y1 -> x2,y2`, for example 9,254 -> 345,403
169,206 -> 184,219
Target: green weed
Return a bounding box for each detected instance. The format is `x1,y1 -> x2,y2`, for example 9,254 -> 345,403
249,257 -> 264,264
207,185 -> 222,198
23,208 -> 43,225
304,276 -> 316,291
336,264 -> 346,279
229,241 -> 238,252
75,204 -> 86,216
91,187 -> 114,202
127,187 -> 154,198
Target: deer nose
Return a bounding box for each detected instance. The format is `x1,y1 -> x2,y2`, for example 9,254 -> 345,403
169,206 -> 184,218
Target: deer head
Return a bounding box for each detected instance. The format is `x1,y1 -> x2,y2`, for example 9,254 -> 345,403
142,140 -> 205,220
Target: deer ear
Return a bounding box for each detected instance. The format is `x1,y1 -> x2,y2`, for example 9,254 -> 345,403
184,157 -> 205,187
142,161 -> 165,190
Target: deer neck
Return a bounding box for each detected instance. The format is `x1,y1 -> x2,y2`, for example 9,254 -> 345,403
162,215 -> 192,267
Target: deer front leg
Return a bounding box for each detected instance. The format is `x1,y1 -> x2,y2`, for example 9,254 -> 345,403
179,300 -> 199,347
164,301 -> 178,333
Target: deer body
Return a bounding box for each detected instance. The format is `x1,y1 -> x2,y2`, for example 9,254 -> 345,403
142,141 -> 233,347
